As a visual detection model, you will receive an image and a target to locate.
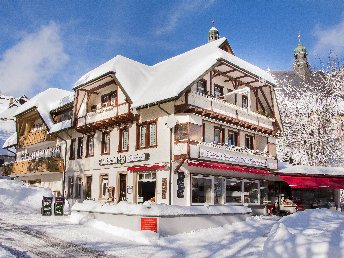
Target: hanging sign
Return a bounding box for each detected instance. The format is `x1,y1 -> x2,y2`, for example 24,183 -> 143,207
141,217 -> 158,233
99,153 -> 150,166
161,178 -> 167,199
177,172 -> 185,198
199,148 -> 267,167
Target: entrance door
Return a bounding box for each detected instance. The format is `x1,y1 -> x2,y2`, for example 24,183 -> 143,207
119,174 -> 127,201
137,172 -> 156,203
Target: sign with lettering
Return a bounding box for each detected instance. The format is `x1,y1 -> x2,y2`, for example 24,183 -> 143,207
42,196 -> 53,216
199,148 -> 267,167
141,217 -> 158,233
54,197 -> 64,216
99,153 -> 150,166
161,178 -> 167,199
177,172 -> 185,198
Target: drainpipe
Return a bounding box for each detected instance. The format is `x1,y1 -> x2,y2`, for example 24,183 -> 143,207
158,104 -> 173,205
56,132 -> 71,199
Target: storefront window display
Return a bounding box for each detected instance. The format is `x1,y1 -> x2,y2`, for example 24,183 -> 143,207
226,179 -> 242,203
191,175 -> 213,204
243,180 -> 259,204
138,172 -> 156,203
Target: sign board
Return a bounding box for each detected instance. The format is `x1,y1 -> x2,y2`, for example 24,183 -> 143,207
42,196 -> 53,216
54,197 -> 64,216
161,178 -> 167,199
99,153 -> 150,166
177,172 -> 185,198
141,217 -> 158,233
199,148 -> 267,167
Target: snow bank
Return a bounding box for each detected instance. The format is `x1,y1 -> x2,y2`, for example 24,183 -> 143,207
72,200 -> 251,216
0,178 -> 53,213
262,209 -> 344,258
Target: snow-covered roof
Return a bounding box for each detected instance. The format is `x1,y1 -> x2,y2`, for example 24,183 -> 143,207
2,132 -> 17,149
74,38 -> 276,108
49,120 -> 72,134
15,88 -> 74,132
277,162 -> 344,177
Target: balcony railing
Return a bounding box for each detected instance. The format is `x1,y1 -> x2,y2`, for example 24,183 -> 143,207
4,157 -> 64,175
175,141 -> 277,170
187,92 -> 275,130
17,146 -> 61,162
77,102 -> 130,128
18,129 -> 52,148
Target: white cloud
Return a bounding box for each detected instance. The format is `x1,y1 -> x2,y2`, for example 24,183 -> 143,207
313,18 -> 344,56
0,22 -> 69,97
155,0 -> 215,36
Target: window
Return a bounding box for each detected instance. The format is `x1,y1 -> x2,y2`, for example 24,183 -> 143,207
101,91 -> 117,107
101,132 -> 110,154
75,177 -> 82,199
245,134 -> 254,150
226,179 -> 242,203
67,177 -> 74,198
214,85 -> 224,98
175,124 -> 188,141
243,181 -> 259,204
228,131 -> 238,146
214,127 -> 225,144
99,175 -> 109,199
119,127 -> 129,152
77,137 -> 83,159
242,95 -> 248,109
196,79 -> 207,95
214,177 -> 225,204
137,172 -> 156,203
137,121 -> 157,149
69,139 -> 76,160
86,135 -> 94,157
85,175 -> 92,199
191,176 -> 213,204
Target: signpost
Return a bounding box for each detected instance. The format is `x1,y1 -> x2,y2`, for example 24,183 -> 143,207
42,196 -> 53,216
141,217 -> 158,233
54,197 -> 65,216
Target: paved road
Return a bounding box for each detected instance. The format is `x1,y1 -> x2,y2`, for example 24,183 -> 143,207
0,219 -> 116,258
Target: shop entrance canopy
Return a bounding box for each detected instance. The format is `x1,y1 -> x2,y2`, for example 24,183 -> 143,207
279,175 -> 344,189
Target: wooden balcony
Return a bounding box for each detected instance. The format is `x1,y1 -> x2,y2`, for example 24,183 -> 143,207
76,102 -> 135,133
18,129 -> 54,147
176,92 -> 275,134
4,157 -> 64,175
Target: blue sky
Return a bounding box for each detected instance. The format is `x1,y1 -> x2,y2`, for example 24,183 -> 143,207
0,0 -> 343,97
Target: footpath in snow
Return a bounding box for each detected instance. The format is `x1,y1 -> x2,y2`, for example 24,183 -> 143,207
1,178 -> 344,258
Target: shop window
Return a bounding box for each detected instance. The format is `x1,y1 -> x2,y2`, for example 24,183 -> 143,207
75,177 -> 82,199
214,84 -> 224,98
85,175 -> 92,199
243,181 -> 259,204
245,134 -> 254,150
137,172 -> 156,203
191,176 -> 213,204
175,124 -> 189,141
99,175 -> 109,199
77,137 -> 83,159
189,123 -> 203,142
242,95 -> 248,109
137,121 -> 157,149
67,177 -> 74,198
101,132 -> 110,154
119,127 -> 129,152
86,135 -> 94,157
69,139 -> 76,160
101,91 -> 117,108
214,127 -> 225,144
196,79 -> 207,95
226,179 -> 242,203
228,131 -> 238,146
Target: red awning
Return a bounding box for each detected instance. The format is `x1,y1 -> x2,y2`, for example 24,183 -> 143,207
187,161 -> 270,175
279,175 -> 344,189
127,164 -> 166,172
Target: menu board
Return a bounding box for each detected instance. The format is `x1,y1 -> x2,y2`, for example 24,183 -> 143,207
54,197 -> 65,216
42,197 -> 53,216
161,178 -> 167,199
141,217 -> 158,233
177,172 -> 185,198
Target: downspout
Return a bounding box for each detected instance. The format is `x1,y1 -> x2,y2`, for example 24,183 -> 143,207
56,131 -> 71,199
158,104 -> 173,205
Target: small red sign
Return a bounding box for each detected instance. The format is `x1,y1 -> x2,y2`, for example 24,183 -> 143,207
141,217 -> 158,233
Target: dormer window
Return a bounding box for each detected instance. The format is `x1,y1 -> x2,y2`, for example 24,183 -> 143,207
101,91 -> 117,108
196,79 -> 207,95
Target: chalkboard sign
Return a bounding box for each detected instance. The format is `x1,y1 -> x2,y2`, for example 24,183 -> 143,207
54,197 -> 65,216
42,197 -> 53,216
177,172 -> 185,198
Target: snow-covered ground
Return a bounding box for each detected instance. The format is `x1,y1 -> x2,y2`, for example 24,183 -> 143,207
1,178 -> 344,258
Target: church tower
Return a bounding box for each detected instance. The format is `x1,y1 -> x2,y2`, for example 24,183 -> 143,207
208,20 -> 220,42
293,32 -> 311,78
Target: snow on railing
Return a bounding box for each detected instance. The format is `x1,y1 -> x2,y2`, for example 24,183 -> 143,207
16,145 -> 61,162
